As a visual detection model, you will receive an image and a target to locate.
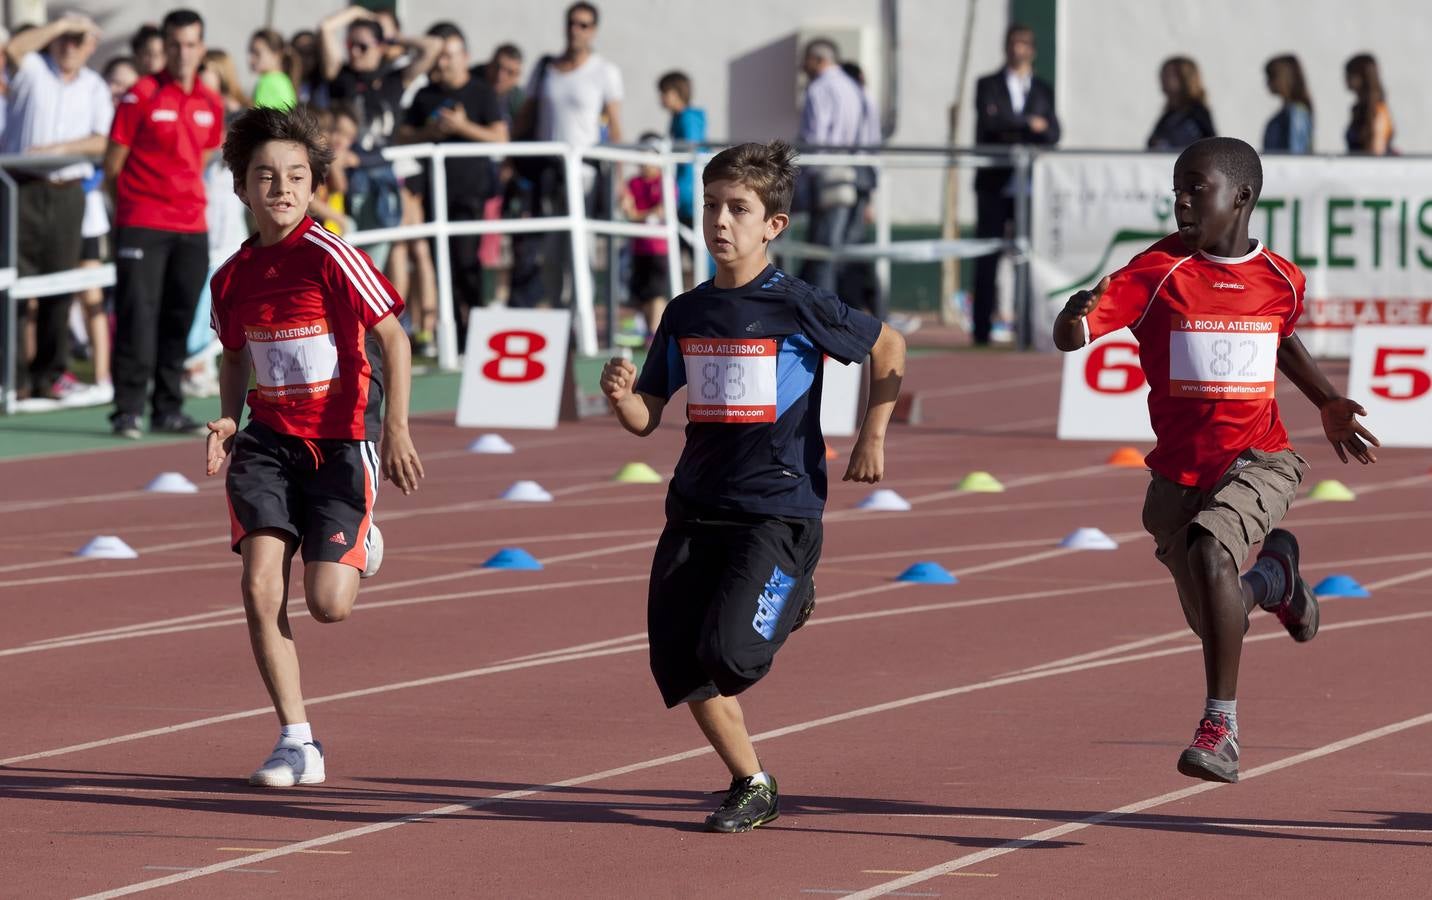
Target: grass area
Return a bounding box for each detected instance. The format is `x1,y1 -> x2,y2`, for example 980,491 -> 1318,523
0,369 -> 463,461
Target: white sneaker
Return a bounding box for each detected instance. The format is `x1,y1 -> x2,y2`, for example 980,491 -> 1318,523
361,524 -> 383,579
248,737 -> 325,787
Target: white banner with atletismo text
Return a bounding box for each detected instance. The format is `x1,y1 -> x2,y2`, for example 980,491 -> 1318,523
1030,153 -> 1432,358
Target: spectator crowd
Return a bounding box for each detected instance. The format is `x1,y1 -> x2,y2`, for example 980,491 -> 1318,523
0,6 -> 1408,425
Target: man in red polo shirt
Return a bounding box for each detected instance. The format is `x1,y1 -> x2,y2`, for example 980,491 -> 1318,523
104,8 -> 223,439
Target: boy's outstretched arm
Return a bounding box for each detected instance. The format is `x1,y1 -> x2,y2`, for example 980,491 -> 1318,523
205,349 -> 251,477
1052,276 -> 1110,352
601,357 -> 667,437
1277,335 -> 1380,465
844,324 -> 907,483
372,315 -> 425,493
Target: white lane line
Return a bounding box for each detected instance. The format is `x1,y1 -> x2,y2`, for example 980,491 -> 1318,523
4,574 -> 650,658
0,562 -> 235,591
870,811 -> 1432,838
0,643 -> 647,767
72,607 -> 1432,898
0,480 -> 636,578
842,709 -> 1432,899
0,484 -> 222,515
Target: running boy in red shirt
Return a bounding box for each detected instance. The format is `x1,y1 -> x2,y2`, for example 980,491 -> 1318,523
1053,137 -> 1379,783
204,105 -> 424,787
601,141 -> 906,831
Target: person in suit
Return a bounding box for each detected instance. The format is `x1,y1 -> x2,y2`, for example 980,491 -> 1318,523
972,24 -> 1060,346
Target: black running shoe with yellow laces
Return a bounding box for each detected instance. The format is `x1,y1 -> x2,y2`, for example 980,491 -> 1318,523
705,774 -> 779,833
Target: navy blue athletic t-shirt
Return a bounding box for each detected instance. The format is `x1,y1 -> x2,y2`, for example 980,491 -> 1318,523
635,265 -> 882,518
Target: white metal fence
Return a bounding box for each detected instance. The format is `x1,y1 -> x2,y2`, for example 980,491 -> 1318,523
0,141 -> 1030,415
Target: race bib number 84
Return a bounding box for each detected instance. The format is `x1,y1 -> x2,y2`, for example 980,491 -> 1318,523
1168,316 -> 1279,400
680,338 -> 778,422
246,320 -> 340,402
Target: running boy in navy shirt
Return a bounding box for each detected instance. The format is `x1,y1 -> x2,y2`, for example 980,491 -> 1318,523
205,105 -> 424,787
1053,137 -> 1378,783
601,140 -> 906,832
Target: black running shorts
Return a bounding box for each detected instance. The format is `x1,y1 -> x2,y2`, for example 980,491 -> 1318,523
647,492 -> 822,708
225,419 -> 380,569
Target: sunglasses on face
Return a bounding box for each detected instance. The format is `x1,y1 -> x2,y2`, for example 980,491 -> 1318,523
348,41 -> 380,52
567,18 -> 595,29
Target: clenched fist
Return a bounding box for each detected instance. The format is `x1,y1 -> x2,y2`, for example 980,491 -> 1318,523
601,357 -> 637,404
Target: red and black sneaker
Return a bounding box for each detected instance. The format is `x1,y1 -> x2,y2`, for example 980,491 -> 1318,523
1258,529 -> 1320,643
1177,714 -> 1240,783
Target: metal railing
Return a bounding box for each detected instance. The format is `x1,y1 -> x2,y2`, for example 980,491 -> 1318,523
0,141 -> 1033,414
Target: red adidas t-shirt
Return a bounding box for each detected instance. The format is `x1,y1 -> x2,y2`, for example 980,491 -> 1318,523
110,72 -> 224,233
209,218 -> 404,440
1085,234 -> 1305,489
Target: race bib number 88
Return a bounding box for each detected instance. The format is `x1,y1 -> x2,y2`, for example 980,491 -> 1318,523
1168,316 -> 1279,400
680,338 -> 778,422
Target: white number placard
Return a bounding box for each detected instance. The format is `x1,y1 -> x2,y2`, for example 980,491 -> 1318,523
1346,325 -> 1432,448
456,308 -> 571,429
1168,316 -> 1279,400
820,356 -> 863,437
246,320 -> 340,402
680,338 -> 777,423
1057,328 -> 1156,441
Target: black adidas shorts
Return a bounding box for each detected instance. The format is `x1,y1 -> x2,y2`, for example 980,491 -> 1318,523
647,492 -> 822,708
225,420 -> 380,569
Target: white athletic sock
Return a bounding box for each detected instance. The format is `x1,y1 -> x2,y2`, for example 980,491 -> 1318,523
1244,556 -> 1288,610
748,771 -> 774,788
1205,699 -> 1238,735
280,722 -> 313,743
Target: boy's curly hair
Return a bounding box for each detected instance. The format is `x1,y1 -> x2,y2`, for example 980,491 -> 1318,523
702,140 -> 798,218
221,104 -> 335,192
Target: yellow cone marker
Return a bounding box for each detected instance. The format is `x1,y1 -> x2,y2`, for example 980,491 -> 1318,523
1308,479 -> 1355,501
958,471 -> 1005,493
614,462 -> 663,484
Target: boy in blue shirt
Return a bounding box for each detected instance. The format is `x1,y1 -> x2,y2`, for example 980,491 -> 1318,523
601,140 -> 906,832
658,70 -> 706,227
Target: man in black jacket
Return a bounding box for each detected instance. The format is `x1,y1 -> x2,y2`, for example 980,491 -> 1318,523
972,24 -> 1060,345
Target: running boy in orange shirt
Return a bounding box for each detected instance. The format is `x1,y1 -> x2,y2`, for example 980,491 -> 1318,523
1053,137 -> 1379,783
601,140 -> 906,830
205,105 -> 424,787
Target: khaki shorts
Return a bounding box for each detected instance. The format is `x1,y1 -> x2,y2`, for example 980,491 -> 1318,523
1142,448 -> 1305,636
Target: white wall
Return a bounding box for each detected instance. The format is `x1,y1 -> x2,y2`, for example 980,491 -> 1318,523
1058,0 -> 1430,155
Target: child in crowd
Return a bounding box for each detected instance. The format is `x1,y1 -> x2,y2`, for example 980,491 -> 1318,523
601,140 -> 905,831
1053,136 -> 1379,783
657,70 -> 706,228
621,133 -> 671,338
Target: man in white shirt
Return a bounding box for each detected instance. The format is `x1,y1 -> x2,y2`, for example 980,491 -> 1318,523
1,14 -> 112,401
510,1 -> 624,307
797,39 -> 878,297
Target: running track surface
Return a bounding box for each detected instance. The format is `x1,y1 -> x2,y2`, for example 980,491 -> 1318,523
2,351 -> 1431,899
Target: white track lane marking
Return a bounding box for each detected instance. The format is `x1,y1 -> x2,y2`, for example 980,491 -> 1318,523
842,708 -> 1432,898
68,608 -> 1432,898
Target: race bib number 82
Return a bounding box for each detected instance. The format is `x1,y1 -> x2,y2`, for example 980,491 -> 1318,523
681,338 -> 778,422
1168,316 -> 1279,400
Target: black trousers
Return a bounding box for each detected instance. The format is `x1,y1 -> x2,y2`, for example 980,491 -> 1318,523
111,226 -> 209,420
973,187 -> 1015,346
440,198 -> 486,351
16,179 -> 85,394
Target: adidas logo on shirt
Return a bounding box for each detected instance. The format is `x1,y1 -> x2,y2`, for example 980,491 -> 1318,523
265,266 -> 281,279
